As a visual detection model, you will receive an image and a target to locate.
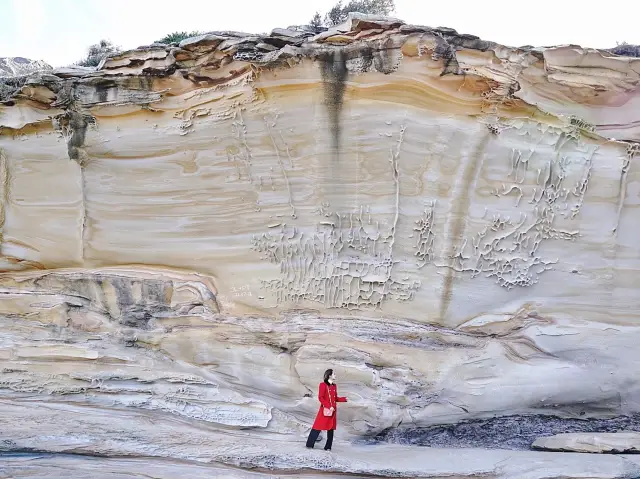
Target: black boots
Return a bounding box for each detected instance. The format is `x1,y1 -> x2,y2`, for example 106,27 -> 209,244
306,429 -> 334,450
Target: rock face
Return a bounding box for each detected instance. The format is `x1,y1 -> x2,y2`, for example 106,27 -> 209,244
533,432 -> 640,453
1,13 -> 640,478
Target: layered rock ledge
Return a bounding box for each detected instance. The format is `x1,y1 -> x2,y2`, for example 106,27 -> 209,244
1,13 -> 640,478
4,446 -> 640,479
533,431 -> 640,454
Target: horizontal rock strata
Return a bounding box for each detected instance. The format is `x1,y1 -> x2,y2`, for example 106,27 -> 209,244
3,445 -> 640,479
533,431 -> 640,453
1,12 -> 640,478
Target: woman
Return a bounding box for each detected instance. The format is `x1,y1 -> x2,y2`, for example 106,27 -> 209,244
305,368 -> 347,451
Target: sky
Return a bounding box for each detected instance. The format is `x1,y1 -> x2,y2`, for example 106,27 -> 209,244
1,0 -> 639,67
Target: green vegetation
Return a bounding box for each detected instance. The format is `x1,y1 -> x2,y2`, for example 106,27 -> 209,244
155,31 -> 205,45
76,39 -> 121,67
309,0 -> 395,27
74,1 -> 397,67
608,42 -> 640,57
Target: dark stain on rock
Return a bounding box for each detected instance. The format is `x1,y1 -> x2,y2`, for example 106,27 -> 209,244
109,277 -> 168,330
320,50 -> 348,160
438,31 -> 493,52
45,276 -> 99,307
369,413 -> 640,450
181,66 -> 252,87
53,275 -> 180,329
372,51 -> 393,74
66,111 -> 88,161
94,79 -> 117,104
126,58 -> 146,68
23,273 -> 201,331
371,39 -> 400,74
345,45 -> 374,72
120,305 -> 154,329
440,56 -> 460,76
430,31 -> 496,77
122,76 -> 154,91
142,64 -> 177,76
141,280 -> 165,305
110,276 -> 134,313
365,362 -> 384,370
432,35 -> 460,76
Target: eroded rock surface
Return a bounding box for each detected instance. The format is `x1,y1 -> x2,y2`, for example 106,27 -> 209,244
533,432 -> 640,454
1,13 -> 640,478
4,447 -> 640,479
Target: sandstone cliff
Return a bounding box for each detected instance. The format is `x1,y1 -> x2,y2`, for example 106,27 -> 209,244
1,14 -> 640,478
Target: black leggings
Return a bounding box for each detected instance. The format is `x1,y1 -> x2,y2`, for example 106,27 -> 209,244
306,428 -> 334,450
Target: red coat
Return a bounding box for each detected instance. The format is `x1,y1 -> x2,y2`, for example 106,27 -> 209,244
311,382 -> 347,430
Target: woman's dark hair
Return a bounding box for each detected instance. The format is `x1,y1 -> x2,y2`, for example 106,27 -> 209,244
323,368 -> 334,384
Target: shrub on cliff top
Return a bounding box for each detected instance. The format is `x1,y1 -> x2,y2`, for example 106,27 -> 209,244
156,31 -> 205,45
76,39 -> 121,67
310,0 -> 395,27
608,42 -> 640,57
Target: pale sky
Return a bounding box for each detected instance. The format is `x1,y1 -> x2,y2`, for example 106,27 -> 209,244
1,0 -> 638,67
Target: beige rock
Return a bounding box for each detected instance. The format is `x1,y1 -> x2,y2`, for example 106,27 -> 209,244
2,415 -> 640,479
1,13 -> 640,478
533,432 -> 640,453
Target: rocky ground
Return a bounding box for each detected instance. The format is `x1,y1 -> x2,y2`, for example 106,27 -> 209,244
4,444 -> 640,479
